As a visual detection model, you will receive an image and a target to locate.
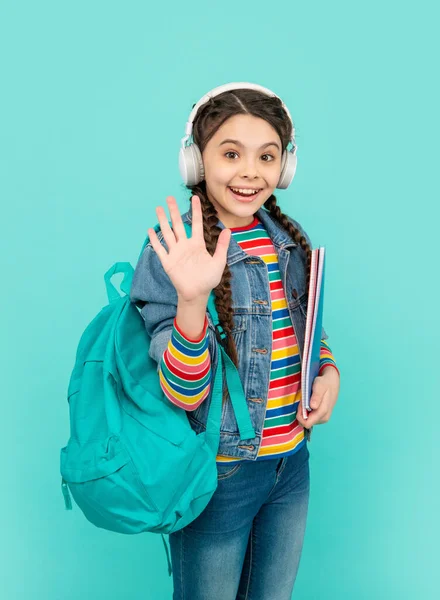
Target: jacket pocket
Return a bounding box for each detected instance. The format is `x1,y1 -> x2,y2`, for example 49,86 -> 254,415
206,311 -> 247,334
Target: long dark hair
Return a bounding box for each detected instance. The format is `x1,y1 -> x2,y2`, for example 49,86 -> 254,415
185,89 -> 312,389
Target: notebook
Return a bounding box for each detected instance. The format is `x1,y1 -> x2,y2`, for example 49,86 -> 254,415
300,246 -> 326,420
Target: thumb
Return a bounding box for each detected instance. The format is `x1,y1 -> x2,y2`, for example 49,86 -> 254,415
213,228 -> 232,262
296,402 -> 306,427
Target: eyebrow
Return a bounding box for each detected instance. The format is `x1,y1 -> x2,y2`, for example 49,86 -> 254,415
218,139 -> 281,151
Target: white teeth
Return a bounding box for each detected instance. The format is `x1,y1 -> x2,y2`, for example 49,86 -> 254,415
230,187 -> 261,195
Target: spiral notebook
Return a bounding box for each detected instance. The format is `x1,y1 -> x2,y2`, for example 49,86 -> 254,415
300,246 -> 326,420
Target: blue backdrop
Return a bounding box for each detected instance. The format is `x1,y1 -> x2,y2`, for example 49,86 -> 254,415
1,1 -> 438,598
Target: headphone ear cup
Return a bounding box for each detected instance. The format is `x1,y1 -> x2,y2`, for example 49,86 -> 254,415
277,150 -> 297,189
179,144 -> 204,186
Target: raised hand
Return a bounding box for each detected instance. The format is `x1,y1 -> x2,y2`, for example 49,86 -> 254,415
148,195 -> 231,303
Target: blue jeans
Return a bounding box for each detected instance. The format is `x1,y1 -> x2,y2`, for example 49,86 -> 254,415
169,440 -> 310,600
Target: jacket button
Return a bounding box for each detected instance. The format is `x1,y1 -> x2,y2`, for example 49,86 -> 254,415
291,288 -> 298,299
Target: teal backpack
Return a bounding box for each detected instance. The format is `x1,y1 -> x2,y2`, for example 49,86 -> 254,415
59,220 -> 255,576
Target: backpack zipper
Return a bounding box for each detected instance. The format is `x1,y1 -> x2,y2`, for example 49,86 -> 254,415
61,477 -> 72,510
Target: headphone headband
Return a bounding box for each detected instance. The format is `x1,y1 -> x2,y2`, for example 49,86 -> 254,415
181,82 -> 296,150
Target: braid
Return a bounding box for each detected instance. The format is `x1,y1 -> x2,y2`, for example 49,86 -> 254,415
189,182 -> 239,405
264,194 -> 312,300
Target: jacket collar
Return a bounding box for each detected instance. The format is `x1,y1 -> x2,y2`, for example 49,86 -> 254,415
182,204 -> 298,267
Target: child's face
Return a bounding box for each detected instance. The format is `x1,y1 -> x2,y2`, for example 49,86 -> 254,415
201,114 -> 283,229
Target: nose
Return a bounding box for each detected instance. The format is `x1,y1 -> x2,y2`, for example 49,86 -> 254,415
239,158 -> 260,179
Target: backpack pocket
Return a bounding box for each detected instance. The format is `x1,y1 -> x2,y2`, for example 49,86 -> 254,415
60,434 -> 161,534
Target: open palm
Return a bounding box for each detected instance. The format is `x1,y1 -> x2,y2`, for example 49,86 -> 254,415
148,195 -> 232,303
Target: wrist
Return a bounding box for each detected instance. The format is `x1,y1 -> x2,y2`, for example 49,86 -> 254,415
320,365 -> 340,378
177,293 -> 210,307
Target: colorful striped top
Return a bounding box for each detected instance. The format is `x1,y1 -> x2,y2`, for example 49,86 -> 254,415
158,215 -> 339,462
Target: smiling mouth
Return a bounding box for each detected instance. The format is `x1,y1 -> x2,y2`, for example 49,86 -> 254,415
228,185 -> 262,198
228,186 -> 263,199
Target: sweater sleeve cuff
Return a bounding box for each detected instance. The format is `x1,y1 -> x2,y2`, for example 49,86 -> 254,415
173,314 -> 209,343
318,363 -> 340,377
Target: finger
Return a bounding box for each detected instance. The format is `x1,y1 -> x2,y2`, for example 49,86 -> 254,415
310,377 -> 325,410
304,406 -> 327,428
309,394 -> 322,410
148,227 -> 169,263
296,407 -> 305,427
167,196 -> 187,241
190,195 -> 204,240
213,227 -> 231,262
303,413 -> 316,428
298,412 -> 312,431
295,401 -> 307,426
155,204 -> 177,251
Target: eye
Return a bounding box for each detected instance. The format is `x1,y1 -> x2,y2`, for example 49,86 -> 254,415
224,151 -> 275,162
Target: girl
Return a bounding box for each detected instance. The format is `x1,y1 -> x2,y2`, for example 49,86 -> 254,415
130,83 -> 340,600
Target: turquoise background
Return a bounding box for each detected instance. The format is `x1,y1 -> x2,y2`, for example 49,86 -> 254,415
1,1 -> 438,598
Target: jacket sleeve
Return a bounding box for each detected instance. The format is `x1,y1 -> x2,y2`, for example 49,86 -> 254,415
286,215 -> 329,342
129,236 -> 219,406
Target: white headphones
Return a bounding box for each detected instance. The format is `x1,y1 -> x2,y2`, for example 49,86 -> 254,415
179,82 -> 298,190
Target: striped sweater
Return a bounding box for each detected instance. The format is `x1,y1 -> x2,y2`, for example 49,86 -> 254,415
158,215 -> 339,462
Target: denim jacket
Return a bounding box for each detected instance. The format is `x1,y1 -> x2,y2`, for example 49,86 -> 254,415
130,205 -> 329,461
